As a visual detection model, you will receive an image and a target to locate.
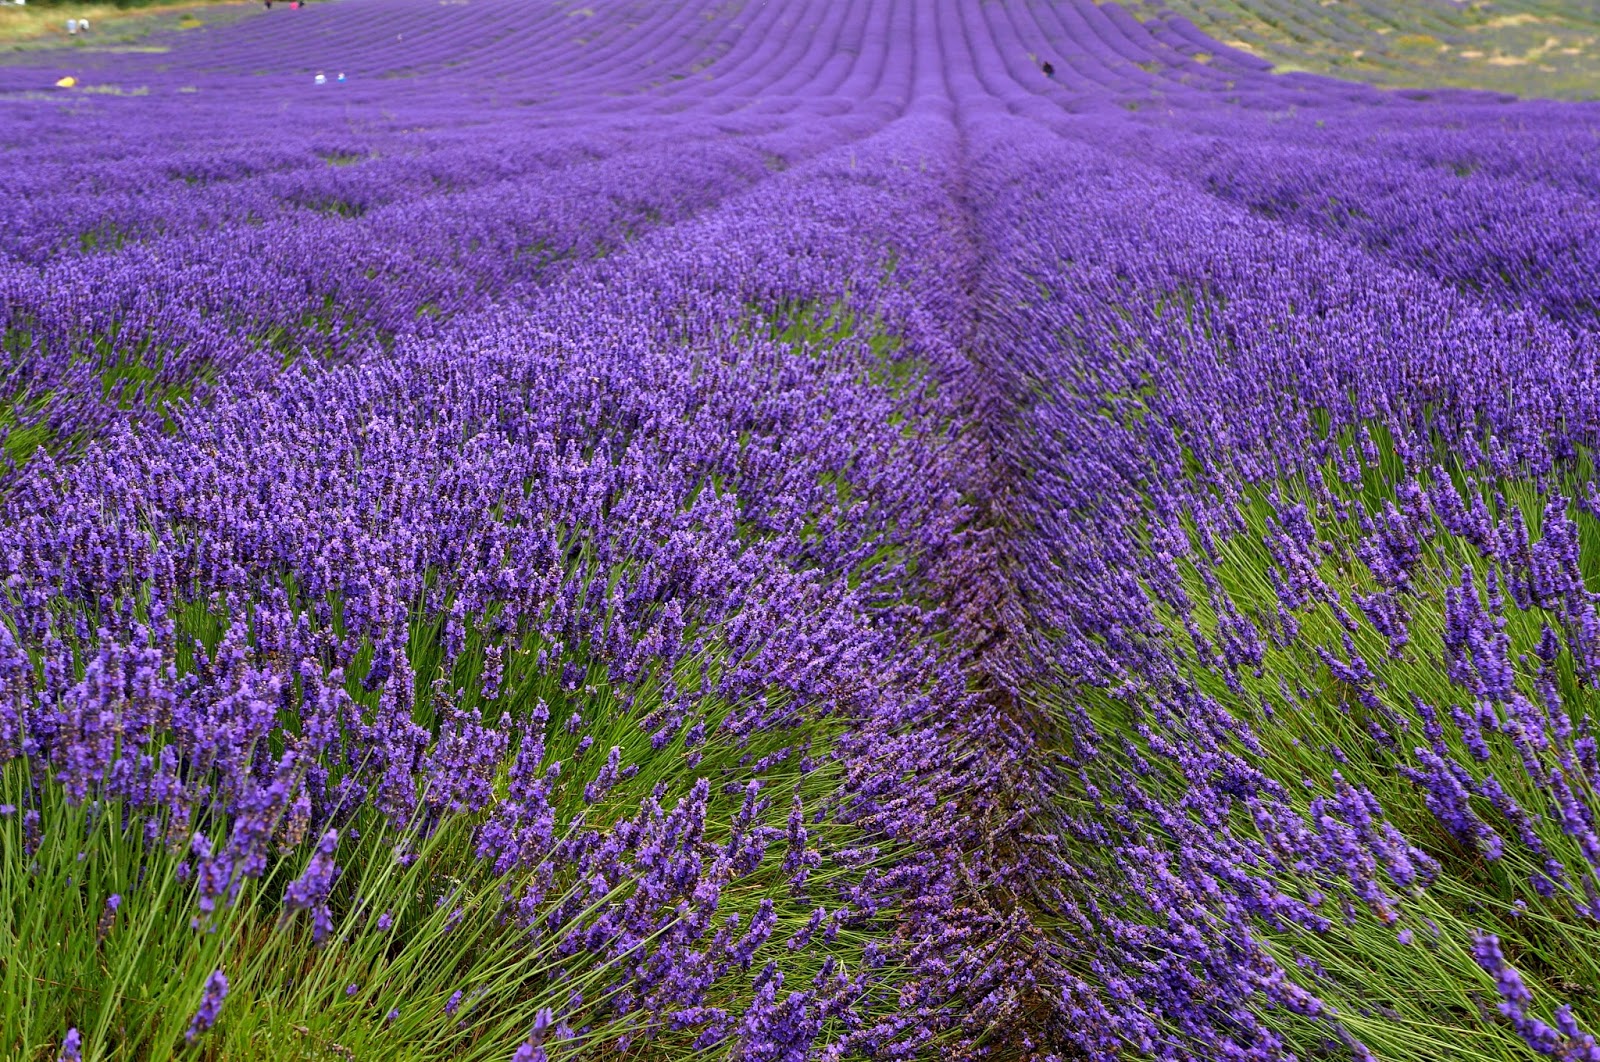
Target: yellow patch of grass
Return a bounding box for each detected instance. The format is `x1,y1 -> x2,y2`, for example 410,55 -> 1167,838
1395,34 -> 1443,51
1480,14 -> 1543,30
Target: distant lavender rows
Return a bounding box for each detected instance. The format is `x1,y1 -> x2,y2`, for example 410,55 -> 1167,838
4,0 -> 1600,1058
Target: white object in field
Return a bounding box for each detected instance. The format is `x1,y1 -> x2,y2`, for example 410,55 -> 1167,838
314,72 -> 327,84
79,18 -> 88,31
337,72 -> 346,82
66,18 -> 77,34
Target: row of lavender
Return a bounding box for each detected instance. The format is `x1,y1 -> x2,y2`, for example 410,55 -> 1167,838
7,0 -> 1600,1058
951,0 -> 1600,1056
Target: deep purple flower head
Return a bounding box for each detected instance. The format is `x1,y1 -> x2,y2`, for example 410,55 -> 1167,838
186,970 -> 228,1041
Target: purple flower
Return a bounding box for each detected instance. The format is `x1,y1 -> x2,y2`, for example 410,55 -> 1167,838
283,829 -> 340,943
186,970 -> 228,1041
97,893 -> 121,941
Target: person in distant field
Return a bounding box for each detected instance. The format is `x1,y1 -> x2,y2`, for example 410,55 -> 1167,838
1041,60 -> 1055,78
66,18 -> 77,35
265,0 -> 272,8
78,18 -> 88,32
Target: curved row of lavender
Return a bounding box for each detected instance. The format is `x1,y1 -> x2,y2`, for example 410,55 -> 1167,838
4,0 -> 1600,1059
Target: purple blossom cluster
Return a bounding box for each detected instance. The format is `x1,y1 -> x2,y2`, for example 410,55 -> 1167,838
7,0 -> 1600,1059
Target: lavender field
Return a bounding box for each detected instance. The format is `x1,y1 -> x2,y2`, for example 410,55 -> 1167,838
3,1 -> 1600,1059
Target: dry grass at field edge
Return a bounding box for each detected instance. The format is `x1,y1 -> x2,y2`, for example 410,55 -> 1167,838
0,0 -> 255,47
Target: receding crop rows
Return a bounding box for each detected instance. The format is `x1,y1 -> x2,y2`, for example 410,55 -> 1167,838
0,0 -> 931,468
4,2 -> 1600,1060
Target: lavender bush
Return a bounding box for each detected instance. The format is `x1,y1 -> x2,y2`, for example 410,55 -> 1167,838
4,1 -> 1600,1059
